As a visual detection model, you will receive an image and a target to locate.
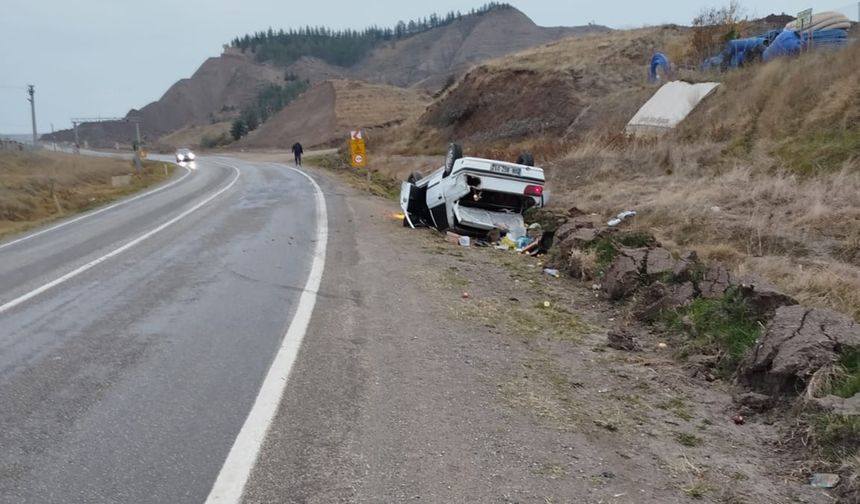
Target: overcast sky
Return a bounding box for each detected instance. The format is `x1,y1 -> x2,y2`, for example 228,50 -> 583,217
1,0 -> 856,134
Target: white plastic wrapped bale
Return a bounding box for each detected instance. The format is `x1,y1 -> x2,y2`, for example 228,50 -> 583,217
625,81 -> 720,137
786,12 -> 851,31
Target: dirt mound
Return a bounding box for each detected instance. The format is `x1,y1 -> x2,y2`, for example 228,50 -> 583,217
240,82 -> 337,149
352,7 -> 607,91
137,53 -> 285,134
739,306 -> 860,395
43,53 -> 285,148
243,80 -> 429,149
419,27 -> 688,145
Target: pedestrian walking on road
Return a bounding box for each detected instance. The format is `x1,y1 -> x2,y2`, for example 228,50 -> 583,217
292,142 -> 303,167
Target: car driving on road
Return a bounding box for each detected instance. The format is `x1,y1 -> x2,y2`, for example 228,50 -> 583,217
175,148 -> 195,163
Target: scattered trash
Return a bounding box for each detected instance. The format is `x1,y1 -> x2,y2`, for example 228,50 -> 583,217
462,292 -> 471,299
458,236 -> 471,247
592,284 -> 602,291
501,235 -> 517,249
810,473 -> 840,489
446,231 -> 462,245
732,415 -> 746,425
543,268 -> 560,278
607,210 -> 637,227
543,301 -> 551,308
657,342 -> 668,349
710,206 -> 721,213
516,236 -> 532,249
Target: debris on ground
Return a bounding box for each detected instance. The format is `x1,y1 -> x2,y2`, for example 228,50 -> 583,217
543,268 -> 560,278
607,210 -> 637,227
810,473 -> 841,489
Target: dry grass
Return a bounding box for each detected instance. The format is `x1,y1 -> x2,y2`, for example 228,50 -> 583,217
332,79 -> 430,132
549,126 -> 860,320
0,151 -> 173,238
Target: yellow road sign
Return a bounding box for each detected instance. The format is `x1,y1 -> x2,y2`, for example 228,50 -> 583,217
350,130 -> 367,168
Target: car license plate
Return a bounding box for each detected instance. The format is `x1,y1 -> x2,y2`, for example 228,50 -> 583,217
491,164 -> 521,176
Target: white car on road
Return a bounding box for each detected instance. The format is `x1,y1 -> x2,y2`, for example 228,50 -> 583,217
400,144 -> 548,236
175,148 -> 196,163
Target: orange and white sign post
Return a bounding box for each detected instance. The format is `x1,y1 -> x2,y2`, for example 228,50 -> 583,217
349,130 -> 367,169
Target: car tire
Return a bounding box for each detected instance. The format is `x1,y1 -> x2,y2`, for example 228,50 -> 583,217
407,171 -> 425,184
443,143 -> 463,177
516,152 -> 535,167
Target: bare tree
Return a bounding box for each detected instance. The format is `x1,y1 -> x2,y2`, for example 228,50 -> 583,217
689,1 -> 748,65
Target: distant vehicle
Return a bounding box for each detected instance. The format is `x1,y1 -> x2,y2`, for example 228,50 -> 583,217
175,148 -> 195,163
400,144 -> 548,234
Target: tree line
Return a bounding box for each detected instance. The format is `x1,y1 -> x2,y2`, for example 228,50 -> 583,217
229,3 -> 512,68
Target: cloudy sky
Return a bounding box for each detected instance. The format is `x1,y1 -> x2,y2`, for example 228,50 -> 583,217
0,0 -> 856,134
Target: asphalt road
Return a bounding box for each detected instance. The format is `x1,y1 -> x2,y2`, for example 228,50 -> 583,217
0,156 -> 321,503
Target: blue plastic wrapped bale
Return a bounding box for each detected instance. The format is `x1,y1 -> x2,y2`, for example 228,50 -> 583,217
803,29 -> 848,50
763,29 -> 802,62
727,37 -> 767,67
650,53 -> 671,82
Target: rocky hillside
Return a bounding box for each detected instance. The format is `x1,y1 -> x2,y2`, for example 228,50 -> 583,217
44,6 -> 606,146
344,7 -> 605,90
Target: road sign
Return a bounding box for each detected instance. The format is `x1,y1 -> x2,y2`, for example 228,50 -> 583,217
349,130 -> 367,168
797,8 -> 813,30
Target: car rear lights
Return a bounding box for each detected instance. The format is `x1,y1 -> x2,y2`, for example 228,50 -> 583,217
524,185 -> 544,197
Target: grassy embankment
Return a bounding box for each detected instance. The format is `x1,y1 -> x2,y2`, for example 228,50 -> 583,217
309,26 -> 860,486
0,151 -> 175,239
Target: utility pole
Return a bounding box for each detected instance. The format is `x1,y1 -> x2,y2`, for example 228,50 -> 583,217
27,84 -> 37,144
72,121 -> 80,149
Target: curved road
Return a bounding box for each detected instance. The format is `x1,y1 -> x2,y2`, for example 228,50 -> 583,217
0,156 -> 323,503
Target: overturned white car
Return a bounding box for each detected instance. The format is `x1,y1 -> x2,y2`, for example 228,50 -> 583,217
400,144 -> 548,236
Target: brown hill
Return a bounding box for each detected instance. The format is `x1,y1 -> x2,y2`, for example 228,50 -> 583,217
346,7 -> 607,90
45,7 -> 606,146
136,53 -> 284,134
241,80 -> 430,149
418,27 -> 688,146
43,53 -> 284,148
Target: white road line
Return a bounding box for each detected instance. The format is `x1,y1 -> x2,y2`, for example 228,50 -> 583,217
0,164 -> 193,251
0,165 -> 241,315
205,163 -> 328,504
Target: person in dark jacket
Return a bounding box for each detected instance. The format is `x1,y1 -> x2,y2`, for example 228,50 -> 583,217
292,142 -> 304,166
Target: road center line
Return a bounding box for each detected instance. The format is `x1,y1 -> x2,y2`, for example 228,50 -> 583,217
205,163 -> 328,504
0,163 -> 193,251
0,165 -> 240,315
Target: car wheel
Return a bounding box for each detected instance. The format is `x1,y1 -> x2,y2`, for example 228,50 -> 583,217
407,171 -> 425,184
516,152 -> 535,167
443,143 -> 463,177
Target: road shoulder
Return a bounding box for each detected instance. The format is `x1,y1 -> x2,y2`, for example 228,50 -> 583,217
242,165 -> 829,504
